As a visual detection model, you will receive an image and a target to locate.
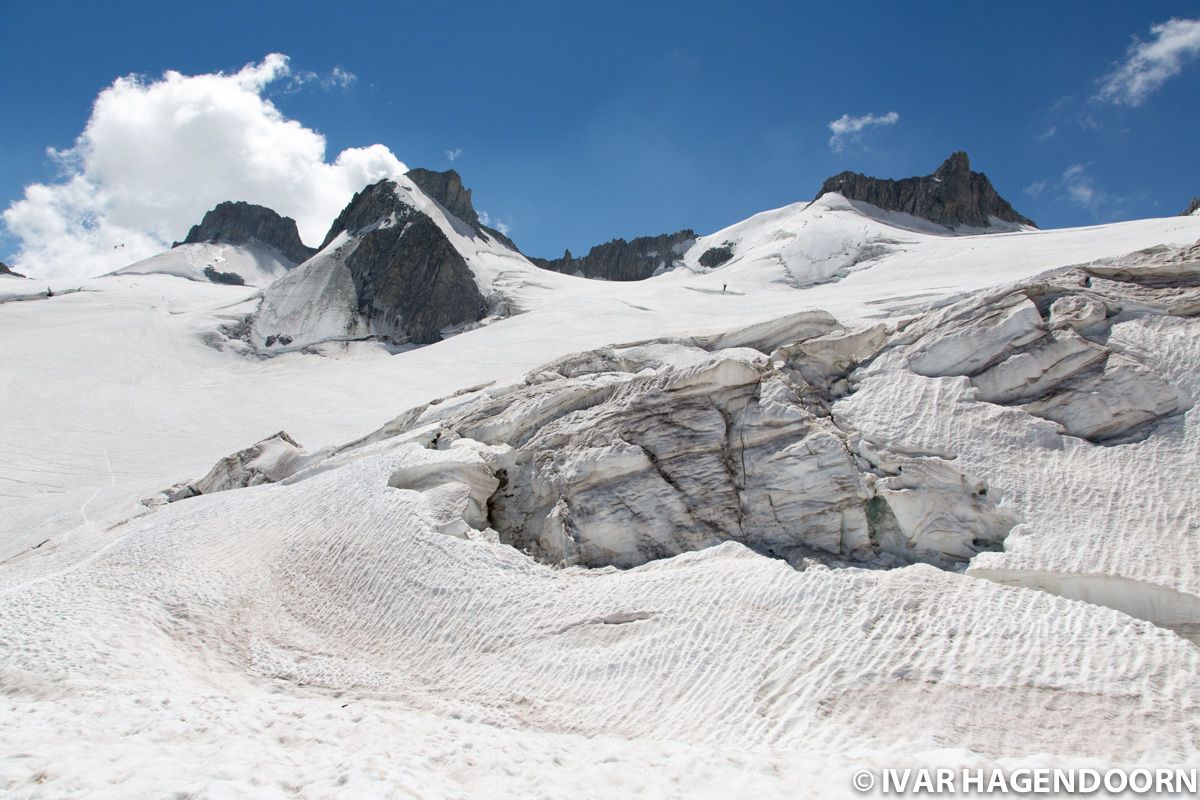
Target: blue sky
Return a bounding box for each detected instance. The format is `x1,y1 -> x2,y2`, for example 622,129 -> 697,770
1,0 -> 1198,275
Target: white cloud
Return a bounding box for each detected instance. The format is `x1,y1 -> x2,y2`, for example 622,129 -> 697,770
1038,125 -> 1057,140
324,67 -> 357,90
446,148 -> 462,163
1061,163 -> 1127,217
1063,164 -> 1097,209
1023,180 -> 1049,198
1023,165 -> 1126,218
282,65 -> 355,94
827,111 -> 899,152
478,210 -> 511,236
2,54 -> 405,280
1097,17 -> 1200,106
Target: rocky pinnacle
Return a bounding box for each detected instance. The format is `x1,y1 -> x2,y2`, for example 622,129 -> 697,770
815,151 -> 1036,229
176,201 -> 316,265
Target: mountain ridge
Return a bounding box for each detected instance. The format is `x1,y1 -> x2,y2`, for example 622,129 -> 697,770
175,200 -> 316,265
815,151 -> 1035,229
531,230 -> 697,281
0,261 -> 26,279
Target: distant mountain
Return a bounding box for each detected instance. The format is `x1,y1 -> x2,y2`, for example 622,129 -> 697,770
525,151 -> 1033,284
1183,198 -> 1200,216
531,230 -> 696,281
252,170 -> 529,350
0,261 -> 26,279
175,201 -> 316,265
815,151 -> 1035,229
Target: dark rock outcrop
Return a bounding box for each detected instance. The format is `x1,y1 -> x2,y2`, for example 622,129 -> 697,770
0,261 -> 26,279
405,168 -> 480,229
203,266 -> 246,286
322,180 -> 487,344
1182,198 -> 1200,216
404,167 -> 518,248
532,230 -> 696,281
698,244 -> 734,269
815,152 -> 1036,229
176,201 -> 315,265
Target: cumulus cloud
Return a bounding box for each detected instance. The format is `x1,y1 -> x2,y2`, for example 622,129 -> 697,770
2,54 -> 405,280
1097,17 -> 1200,106
827,111 -> 900,152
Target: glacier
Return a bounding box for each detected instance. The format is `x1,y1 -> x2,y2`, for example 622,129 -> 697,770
2,173 -> 1200,798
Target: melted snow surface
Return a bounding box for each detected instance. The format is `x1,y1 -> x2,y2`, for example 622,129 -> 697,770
2,199 -> 1200,797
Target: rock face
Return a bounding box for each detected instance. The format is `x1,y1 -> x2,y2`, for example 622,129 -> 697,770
365,313 -> 1013,570
405,168 -> 480,229
1183,198 -> 1200,216
403,166 -> 522,249
326,180 -> 487,344
176,201 -> 316,265
698,244 -> 734,268
253,179 -> 490,348
202,266 -> 245,286
532,229 -> 696,281
815,151 -> 1036,230
0,261 -> 26,278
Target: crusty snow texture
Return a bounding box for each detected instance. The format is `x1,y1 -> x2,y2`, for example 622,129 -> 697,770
2,205 -> 1200,797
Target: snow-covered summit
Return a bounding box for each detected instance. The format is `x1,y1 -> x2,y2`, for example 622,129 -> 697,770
104,200 -> 317,287
110,240 -> 298,287
251,173 -> 557,351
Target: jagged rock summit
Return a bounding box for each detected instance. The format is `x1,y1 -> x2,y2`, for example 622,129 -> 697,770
532,229 -> 697,281
175,201 -> 316,265
405,168 -> 480,229
1183,198 -> 1200,216
250,170 -> 529,350
816,151 -> 1036,230
0,261 -> 26,279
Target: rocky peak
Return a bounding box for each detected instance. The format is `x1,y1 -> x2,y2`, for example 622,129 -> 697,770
816,151 -> 1036,230
406,168 -> 480,229
258,178 -> 487,347
532,229 -> 697,281
176,201 -> 315,265
1182,197 -> 1200,216
934,150 -> 971,179
0,261 -> 27,279
319,179 -> 414,249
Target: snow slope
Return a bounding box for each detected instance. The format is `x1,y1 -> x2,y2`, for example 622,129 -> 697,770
111,240 -> 297,286
2,196 -> 1200,798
